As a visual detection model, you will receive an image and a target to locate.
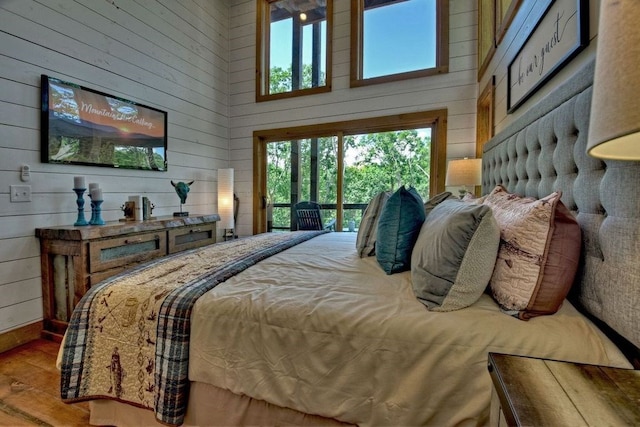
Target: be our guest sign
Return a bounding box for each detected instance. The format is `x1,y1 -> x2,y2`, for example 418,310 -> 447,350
507,0 -> 588,113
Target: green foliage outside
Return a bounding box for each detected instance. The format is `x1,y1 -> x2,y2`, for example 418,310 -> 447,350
267,130 -> 431,230
267,65 -> 431,230
269,64 -> 325,94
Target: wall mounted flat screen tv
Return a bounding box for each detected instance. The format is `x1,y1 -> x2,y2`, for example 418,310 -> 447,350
41,75 -> 168,171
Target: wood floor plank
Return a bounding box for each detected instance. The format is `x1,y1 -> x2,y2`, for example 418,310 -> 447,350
0,339 -> 89,426
0,404 -> 46,426
2,384 -> 89,427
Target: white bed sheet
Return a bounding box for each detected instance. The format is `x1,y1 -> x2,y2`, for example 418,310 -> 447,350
188,232 -> 631,426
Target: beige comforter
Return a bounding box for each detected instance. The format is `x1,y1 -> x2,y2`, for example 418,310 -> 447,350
188,232 -> 630,426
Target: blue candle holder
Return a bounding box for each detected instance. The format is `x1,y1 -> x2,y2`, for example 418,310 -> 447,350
90,199 -> 106,225
73,188 -> 89,226
88,196 -> 97,224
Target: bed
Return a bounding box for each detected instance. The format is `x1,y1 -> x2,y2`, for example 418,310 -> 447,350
58,60 -> 640,426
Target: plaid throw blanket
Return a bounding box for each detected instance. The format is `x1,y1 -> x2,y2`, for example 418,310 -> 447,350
60,230 -> 327,426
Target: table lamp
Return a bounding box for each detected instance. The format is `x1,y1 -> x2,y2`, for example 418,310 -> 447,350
445,158 -> 482,198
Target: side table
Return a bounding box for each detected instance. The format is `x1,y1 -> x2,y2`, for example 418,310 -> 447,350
487,352 -> 640,426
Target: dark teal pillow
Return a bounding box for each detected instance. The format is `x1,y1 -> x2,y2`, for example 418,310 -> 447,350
376,186 -> 426,274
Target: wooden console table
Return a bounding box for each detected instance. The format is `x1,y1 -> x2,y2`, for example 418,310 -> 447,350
36,214 -> 220,341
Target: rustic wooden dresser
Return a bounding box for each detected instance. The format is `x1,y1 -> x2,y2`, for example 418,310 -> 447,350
36,214 -> 219,340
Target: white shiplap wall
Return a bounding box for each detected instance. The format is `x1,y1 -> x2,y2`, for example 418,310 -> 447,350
228,0 -> 480,236
0,0 -> 230,335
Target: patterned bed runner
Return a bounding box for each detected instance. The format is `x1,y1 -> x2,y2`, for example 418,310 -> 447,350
60,230 -> 327,426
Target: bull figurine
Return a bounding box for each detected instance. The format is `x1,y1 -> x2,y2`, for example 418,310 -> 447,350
171,180 -> 194,217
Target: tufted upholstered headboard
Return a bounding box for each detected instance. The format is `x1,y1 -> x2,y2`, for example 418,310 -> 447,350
482,60 -> 640,362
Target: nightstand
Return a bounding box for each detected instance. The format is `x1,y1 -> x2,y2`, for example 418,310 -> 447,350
487,352 -> 640,426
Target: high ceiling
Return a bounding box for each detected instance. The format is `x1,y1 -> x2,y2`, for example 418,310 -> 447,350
269,0 -> 409,23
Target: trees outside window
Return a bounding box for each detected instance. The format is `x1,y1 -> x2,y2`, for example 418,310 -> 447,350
254,111 -> 447,234
266,129 -> 432,231
257,0 -> 332,101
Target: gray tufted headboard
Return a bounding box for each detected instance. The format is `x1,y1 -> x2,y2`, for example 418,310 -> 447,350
482,60 -> 640,362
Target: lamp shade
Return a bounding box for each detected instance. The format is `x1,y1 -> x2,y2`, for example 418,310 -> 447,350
445,158 -> 482,187
587,0 -> 640,160
217,168 -> 234,230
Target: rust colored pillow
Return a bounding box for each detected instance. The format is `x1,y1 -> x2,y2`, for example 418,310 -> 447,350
483,185 -> 581,319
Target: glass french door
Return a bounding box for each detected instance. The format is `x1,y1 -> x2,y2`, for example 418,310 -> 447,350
267,136 -> 338,231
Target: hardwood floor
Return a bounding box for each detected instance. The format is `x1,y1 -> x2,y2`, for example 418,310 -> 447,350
0,339 -> 89,426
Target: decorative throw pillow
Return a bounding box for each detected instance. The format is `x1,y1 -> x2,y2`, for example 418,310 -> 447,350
483,185 -> 581,319
424,191 -> 455,217
411,199 -> 500,311
356,191 -> 391,257
376,186 -> 426,274
461,192 -> 486,204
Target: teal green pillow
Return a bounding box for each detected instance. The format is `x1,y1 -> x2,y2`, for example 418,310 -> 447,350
376,186 -> 426,274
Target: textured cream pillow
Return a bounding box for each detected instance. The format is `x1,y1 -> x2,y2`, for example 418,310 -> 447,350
356,191 -> 391,257
483,185 -> 581,319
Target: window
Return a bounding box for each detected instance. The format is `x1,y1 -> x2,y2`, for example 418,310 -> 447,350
256,0 -> 332,101
252,110 -> 447,233
351,0 -> 449,87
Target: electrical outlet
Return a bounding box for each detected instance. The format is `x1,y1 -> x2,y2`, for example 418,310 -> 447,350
10,185 -> 31,202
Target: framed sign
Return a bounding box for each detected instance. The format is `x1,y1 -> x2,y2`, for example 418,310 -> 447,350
507,0 -> 588,113
41,75 -> 168,171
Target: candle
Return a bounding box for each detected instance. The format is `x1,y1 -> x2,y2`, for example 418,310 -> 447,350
129,195 -> 142,220
74,176 -> 86,189
91,188 -> 103,201
88,183 -> 100,191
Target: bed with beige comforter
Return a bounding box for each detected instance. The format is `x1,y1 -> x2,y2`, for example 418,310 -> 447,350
59,231 -> 630,426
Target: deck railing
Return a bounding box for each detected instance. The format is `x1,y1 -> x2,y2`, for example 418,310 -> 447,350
270,202 -> 368,231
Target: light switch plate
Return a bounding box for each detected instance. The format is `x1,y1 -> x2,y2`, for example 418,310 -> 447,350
10,185 -> 31,202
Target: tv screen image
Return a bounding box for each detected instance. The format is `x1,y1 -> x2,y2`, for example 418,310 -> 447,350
41,75 -> 168,171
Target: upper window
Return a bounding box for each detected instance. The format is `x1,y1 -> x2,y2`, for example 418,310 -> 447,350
257,0 -> 333,102
350,0 -> 449,87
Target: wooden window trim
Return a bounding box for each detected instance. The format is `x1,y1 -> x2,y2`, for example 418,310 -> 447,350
350,0 -> 449,88
476,75 -> 495,156
478,0 -> 496,81
252,109 -> 448,233
475,75 -> 495,196
495,0 -> 522,45
256,0 -> 333,102
478,0 -> 523,81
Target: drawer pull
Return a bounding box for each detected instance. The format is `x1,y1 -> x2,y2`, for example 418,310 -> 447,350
124,235 -> 159,245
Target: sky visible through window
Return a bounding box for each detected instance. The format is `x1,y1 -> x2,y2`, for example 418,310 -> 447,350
363,0 -> 436,78
270,0 -> 436,79
271,19 -> 327,76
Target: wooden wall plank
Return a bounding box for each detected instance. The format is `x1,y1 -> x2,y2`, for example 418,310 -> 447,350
0,0 -> 231,336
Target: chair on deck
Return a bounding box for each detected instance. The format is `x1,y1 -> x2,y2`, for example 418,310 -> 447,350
294,201 -> 334,231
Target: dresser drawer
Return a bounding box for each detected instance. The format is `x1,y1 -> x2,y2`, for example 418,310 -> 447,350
89,232 -> 166,273
168,223 -> 216,254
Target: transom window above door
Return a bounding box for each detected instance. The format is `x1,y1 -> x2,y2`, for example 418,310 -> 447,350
350,0 -> 449,87
256,0 -> 333,101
